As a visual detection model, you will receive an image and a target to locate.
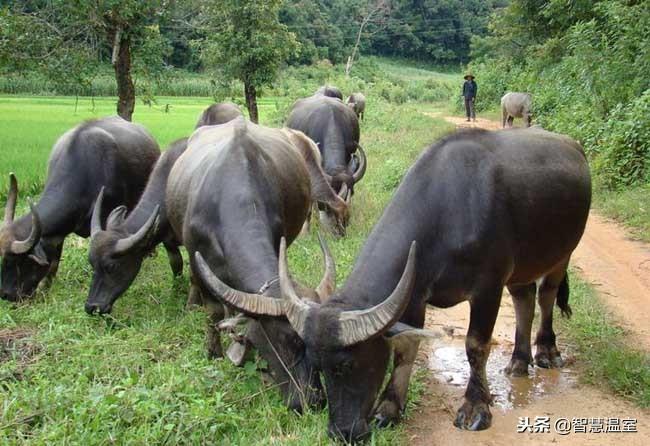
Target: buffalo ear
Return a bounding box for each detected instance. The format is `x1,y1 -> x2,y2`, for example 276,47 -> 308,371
384,322 -> 441,351
28,244 -> 49,266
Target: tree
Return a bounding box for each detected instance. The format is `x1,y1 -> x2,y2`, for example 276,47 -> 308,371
345,0 -> 391,76
202,0 -> 298,123
0,0 -> 169,121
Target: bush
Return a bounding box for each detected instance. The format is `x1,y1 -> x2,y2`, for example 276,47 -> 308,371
593,91 -> 650,189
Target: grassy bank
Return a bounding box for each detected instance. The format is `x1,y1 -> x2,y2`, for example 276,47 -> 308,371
559,272 -> 650,407
593,185 -> 650,243
0,89 -> 454,443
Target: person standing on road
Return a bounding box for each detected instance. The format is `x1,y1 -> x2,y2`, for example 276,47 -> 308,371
462,73 -> 477,122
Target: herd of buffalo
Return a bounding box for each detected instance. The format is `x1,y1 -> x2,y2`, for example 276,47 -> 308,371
0,85 -> 592,443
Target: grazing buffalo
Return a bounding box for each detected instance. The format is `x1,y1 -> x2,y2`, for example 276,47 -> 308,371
315,85 -> 343,100
195,102 -> 243,128
346,93 -> 366,121
166,117 -> 347,411
286,95 -> 366,234
84,139 -> 186,314
0,117 -> 159,301
84,103 -> 244,315
215,127 -> 592,442
501,92 -> 533,127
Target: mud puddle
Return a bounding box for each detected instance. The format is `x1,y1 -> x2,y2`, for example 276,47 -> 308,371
405,297 -> 649,446
428,343 -> 576,413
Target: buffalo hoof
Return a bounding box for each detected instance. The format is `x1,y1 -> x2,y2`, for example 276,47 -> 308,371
504,357 -> 531,376
535,346 -> 564,369
373,400 -> 402,428
454,401 -> 492,431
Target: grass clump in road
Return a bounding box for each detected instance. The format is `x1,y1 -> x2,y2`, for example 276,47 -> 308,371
559,272 -> 650,408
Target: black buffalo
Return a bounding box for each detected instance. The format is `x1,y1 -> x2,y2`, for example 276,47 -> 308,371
165,117 -> 347,411
85,103 -> 243,315
214,127 -> 592,442
286,95 -> 366,234
315,85 -> 343,100
1,117 -> 159,301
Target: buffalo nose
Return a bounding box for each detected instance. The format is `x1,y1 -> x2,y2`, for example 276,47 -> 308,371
85,302 -> 99,315
328,421 -> 370,444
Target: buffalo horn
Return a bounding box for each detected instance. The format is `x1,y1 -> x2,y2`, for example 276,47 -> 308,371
113,205 -> 159,255
315,232 -> 336,300
351,145 -> 367,183
335,241 -> 417,347
10,202 -> 42,254
4,173 -> 18,225
194,251 -> 284,316
90,187 -> 105,238
279,237 -> 312,339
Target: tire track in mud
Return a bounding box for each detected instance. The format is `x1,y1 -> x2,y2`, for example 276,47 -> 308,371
404,113 -> 650,445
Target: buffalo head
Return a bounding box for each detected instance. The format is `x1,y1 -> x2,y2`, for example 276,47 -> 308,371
193,234 -> 337,413
321,145 -> 366,236
0,174 -> 50,301
205,237 -> 434,442
85,187 -> 159,314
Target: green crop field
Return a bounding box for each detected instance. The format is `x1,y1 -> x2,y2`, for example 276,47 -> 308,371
0,88 -> 455,444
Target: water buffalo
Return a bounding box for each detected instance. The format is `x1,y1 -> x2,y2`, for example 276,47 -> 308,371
0,117 -> 159,301
215,127 -> 592,441
166,117 -> 347,411
286,95 -> 366,234
501,92 -> 533,127
84,103 -> 244,315
315,85 -> 343,100
195,102 -> 242,128
346,93 -> 366,121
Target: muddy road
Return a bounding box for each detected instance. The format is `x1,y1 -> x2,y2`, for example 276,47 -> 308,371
403,115 -> 650,444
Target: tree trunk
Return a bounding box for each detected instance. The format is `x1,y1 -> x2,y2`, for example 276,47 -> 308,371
112,29 -> 135,121
244,81 -> 259,124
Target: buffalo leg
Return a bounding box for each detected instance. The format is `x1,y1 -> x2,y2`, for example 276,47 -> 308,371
454,285 -> 502,431
186,269 -> 203,308
205,298 -> 226,359
43,241 -> 64,289
164,241 -> 183,277
535,265 -> 568,368
507,116 -> 514,127
374,339 -> 420,427
505,283 -> 536,376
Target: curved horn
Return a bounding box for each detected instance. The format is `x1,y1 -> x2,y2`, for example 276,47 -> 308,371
113,206 -> 159,255
4,173 -> 18,225
335,241 -> 417,347
10,202 -> 42,254
194,251 -> 284,316
90,187 -> 105,238
351,145 -> 367,183
338,182 -> 348,200
279,237 -> 313,339
315,232 -> 336,300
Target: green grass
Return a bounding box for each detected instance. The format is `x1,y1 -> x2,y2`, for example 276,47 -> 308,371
0,90 -> 454,444
559,272 -> 650,407
593,185 -> 650,243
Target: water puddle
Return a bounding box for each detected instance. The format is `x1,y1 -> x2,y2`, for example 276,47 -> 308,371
427,343 -> 577,412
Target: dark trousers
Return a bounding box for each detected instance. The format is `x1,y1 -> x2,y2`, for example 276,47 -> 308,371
464,97 -> 476,120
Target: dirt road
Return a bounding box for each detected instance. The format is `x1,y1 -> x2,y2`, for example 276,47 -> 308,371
404,114 -> 650,445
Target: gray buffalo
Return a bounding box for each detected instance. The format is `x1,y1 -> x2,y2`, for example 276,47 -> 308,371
214,127 -> 591,442
195,102 -> 243,128
165,117 -> 347,411
315,85 -> 343,100
286,94 -> 366,234
346,93 -> 366,121
501,92 -> 533,127
0,117 -> 159,301
84,103 -> 243,315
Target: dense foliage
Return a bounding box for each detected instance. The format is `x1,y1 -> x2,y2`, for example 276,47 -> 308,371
469,0 -> 650,189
